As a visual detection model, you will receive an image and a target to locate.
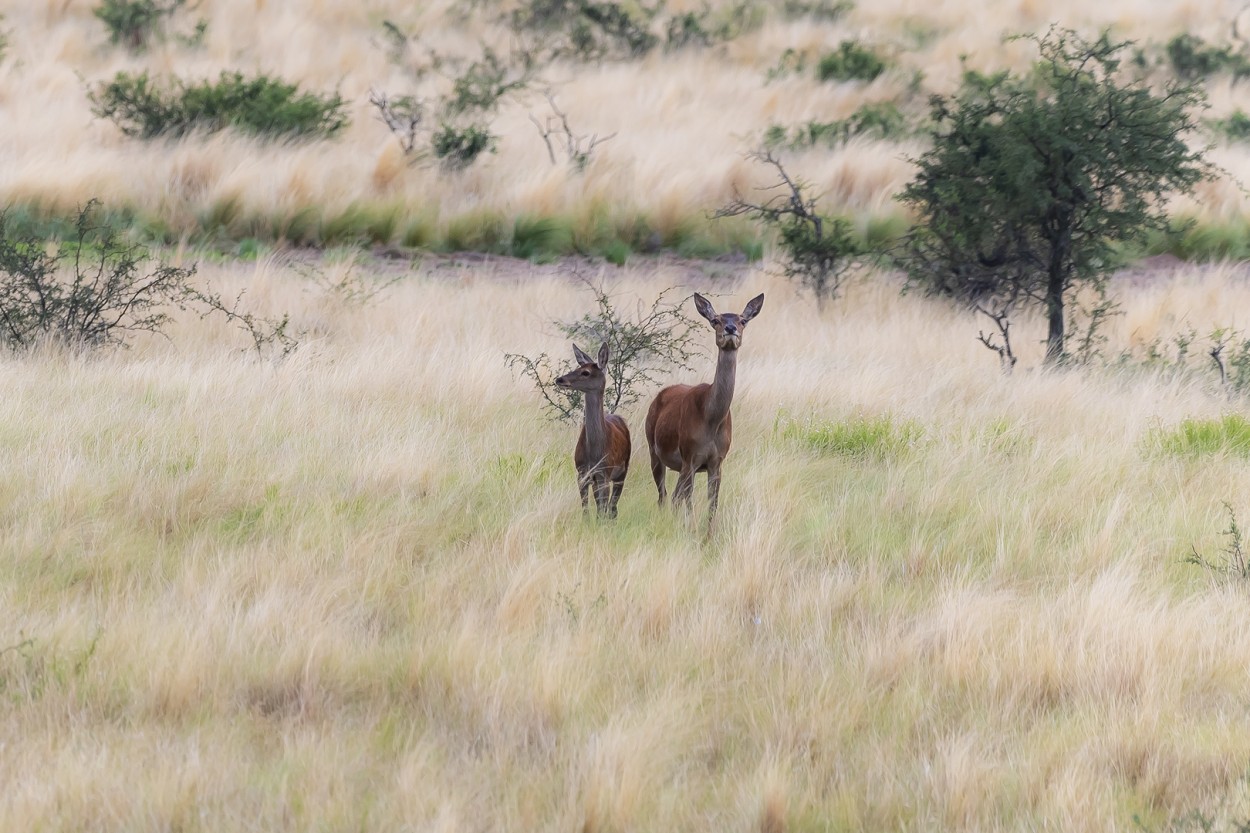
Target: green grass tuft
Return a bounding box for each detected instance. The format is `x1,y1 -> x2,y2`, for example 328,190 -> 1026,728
1152,414 -> 1250,456
780,412 -> 923,457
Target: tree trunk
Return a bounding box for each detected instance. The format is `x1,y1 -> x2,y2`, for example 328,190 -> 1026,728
1044,226 -> 1070,366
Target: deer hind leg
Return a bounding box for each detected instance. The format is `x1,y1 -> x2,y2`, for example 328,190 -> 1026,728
649,447 -> 667,506
608,472 -> 626,519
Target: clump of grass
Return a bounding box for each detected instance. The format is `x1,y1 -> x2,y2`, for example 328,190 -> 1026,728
509,215 -> 574,260
1152,415 -> 1250,457
779,412 -> 922,457
764,102 -> 912,148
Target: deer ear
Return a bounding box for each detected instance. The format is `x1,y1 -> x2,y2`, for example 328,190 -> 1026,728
692,293 -> 718,323
597,341 -> 610,368
741,293 -> 764,322
572,344 -> 593,365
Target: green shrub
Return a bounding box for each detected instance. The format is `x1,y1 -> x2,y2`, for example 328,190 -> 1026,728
0,201 -> 196,350
781,413 -> 923,457
717,151 -> 862,307
508,0 -> 659,61
89,71 -> 348,141
1163,33 -> 1250,80
1210,109 -> 1250,142
431,123 -> 496,168
817,40 -> 888,82
94,0 -> 185,50
781,0 -> 853,20
505,284 -> 702,423
1154,415 -> 1250,456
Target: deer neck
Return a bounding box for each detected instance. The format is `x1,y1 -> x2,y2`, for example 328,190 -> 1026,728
582,388 -> 608,460
705,347 -> 738,427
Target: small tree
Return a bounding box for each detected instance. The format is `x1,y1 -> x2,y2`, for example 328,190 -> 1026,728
716,149 -> 861,309
505,280 -> 702,422
898,28 -> 1213,366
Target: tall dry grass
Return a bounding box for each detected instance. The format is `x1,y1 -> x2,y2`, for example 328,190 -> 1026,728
2,0 -> 1250,246
3,253 -> 1250,830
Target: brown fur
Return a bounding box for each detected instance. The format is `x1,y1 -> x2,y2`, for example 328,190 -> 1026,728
556,342 -> 631,518
645,292 -> 763,533
574,412 -> 631,516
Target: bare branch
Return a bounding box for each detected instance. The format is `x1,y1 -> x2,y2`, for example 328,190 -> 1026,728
528,91 -> 615,172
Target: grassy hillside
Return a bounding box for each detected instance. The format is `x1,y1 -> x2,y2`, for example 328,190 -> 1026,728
3,0 -> 1250,256
4,255 -> 1250,830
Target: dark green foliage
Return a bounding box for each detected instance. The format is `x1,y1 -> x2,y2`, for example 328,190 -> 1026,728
509,0 -> 659,61
0,201 -> 196,350
664,2 -> 761,50
817,40 -> 888,82
94,0 -> 185,50
1210,109 -> 1250,141
445,47 -> 535,114
93,0 -> 205,52
780,0 -> 853,20
716,150 -> 862,307
764,102 -> 911,148
898,29 -> 1212,365
505,282 -> 702,422
89,71 -> 349,141
431,122 -> 496,168
1163,33 -> 1250,80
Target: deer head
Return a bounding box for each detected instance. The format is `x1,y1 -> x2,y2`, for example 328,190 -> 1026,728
693,293 -> 764,351
555,342 -> 609,394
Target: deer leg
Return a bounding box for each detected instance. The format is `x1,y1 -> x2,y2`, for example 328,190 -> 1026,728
594,472 -> 612,516
577,467 -> 590,512
608,473 -> 625,519
674,462 -> 696,515
706,460 -> 722,536
650,447 -> 667,506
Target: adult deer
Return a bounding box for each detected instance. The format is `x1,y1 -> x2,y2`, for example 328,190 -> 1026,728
555,342 -> 631,518
645,292 -> 764,533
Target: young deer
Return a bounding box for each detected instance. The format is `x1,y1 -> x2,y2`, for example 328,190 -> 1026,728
645,292 -> 764,533
555,342 -> 632,518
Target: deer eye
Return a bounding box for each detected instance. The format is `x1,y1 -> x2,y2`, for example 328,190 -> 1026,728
581,369 -> 591,376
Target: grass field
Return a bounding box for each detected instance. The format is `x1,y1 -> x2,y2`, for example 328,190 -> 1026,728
2,253 -> 1250,830
8,1 -> 1250,831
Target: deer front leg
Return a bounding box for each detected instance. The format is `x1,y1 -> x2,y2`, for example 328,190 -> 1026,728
593,471 -> 613,516
706,460 -> 722,536
577,467 -> 591,512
